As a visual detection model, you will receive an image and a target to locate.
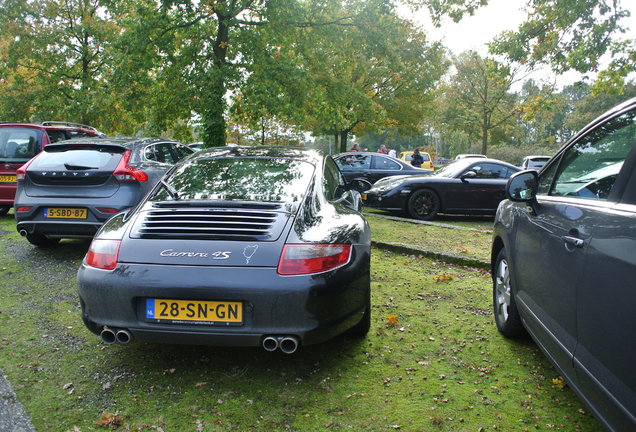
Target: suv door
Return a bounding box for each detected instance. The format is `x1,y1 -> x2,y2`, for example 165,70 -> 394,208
510,107 -> 636,384
571,112 -> 636,429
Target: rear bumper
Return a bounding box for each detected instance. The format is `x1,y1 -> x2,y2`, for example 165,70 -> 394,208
17,220 -> 102,238
77,255 -> 371,347
14,200 -> 128,238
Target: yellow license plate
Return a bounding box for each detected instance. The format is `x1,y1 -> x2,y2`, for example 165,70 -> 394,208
146,299 -> 243,324
44,208 -> 88,218
0,175 -> 16,183
361,193 -> 367,200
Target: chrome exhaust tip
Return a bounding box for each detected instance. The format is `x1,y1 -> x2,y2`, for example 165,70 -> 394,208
115,329 -> 132,344
19,230 -> 27,237
100,328 -> 116,344
279,336 -> 299,354
262,336 -> 279,352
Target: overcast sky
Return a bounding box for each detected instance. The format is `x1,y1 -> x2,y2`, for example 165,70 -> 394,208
405,0 -> 636,87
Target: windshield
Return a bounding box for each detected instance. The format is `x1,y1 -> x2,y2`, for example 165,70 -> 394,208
0,128 -> 44,162
152,157 -> 315,204
427,160 -> 472,178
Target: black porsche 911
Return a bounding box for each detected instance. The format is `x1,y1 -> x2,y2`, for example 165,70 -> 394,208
77,146 -> 371,353
362,158 -> 520,220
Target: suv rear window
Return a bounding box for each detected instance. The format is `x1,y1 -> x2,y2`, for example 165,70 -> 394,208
154,157 -> 315,204
0,128 -> 44,162
30,148 -> 123,171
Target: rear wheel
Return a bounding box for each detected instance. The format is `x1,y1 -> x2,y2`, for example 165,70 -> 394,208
493,248 -> 525,338
0,206 -> 10,216
25,233 -> 60,248
407,188 -> 440,220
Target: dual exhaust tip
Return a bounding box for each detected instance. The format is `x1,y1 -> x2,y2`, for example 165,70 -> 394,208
101,328 -> 299,353
100,328 -> 132,345
262,335 -> 300,354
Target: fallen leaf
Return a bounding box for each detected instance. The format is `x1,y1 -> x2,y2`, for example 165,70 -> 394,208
386,314 -> 399,326
96,411 -> 123,428
194,382 -> 207,387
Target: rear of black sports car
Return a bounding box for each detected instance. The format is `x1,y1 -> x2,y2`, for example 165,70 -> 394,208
77,147 -> 371,353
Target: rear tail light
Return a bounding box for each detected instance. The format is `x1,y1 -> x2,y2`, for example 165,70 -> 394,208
277,244 -> 351,275
84,239 -> 121,270
16,206 -> 32,212
113,150 -> 148,182
16,156 -> 38,180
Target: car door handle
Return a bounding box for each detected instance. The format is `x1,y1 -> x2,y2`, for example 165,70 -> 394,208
562,236 -> 584,248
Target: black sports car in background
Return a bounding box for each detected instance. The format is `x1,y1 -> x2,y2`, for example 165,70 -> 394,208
77,146 -> 371,353
363,158 -> 520,220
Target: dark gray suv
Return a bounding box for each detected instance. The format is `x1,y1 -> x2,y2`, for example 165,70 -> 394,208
15,137 -> 194,247
491,98 -> 636,431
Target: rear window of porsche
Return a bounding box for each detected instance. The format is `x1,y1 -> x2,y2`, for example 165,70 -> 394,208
154,157 -> 315,204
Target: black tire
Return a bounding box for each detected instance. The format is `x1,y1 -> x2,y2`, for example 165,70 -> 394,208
25,233 -> 60,248
0,206 -> 10,216
407,188 -> 440,220
493,248 -> 525,338
347,292 -> 371,337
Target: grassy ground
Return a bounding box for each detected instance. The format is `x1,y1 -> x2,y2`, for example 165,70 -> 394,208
0,211 -> 601,431
364,211 -> 493,264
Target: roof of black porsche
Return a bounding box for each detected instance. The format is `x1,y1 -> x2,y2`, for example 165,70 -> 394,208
192,145 -> 324,165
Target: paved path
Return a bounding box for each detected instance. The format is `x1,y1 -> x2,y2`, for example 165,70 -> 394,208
0,370 -> 34,432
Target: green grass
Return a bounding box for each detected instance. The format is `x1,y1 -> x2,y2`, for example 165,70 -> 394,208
0,212 -> 601,431
365,212 -> 492,264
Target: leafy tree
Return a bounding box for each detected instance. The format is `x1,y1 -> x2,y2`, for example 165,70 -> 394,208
489,0 -> 635,89
0,0 -> 120,128
438,51 -> 520,155
232,0 -> 447,152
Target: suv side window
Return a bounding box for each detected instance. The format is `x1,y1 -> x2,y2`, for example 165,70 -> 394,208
172,143 -> 195,160
323,157 -> 347,201
548,109 -> 636,201
46,130 -> 69,143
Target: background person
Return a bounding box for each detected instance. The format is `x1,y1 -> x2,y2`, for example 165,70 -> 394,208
411,148 -> 424,167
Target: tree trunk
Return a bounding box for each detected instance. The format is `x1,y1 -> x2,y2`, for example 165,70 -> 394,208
202,14 -> 230,148
340,131 -> 348,152
481,113 -> 489,155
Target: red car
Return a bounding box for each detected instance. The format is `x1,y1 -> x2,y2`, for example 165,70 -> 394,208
0,122 -> 103,215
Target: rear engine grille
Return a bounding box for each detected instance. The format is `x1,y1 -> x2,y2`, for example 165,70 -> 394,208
131,206 -> 290,241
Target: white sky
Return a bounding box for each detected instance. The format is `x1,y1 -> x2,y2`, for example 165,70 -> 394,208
404,0 -> 636,87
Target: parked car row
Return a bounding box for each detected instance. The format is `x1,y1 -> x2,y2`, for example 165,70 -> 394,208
3,97 -> 636,430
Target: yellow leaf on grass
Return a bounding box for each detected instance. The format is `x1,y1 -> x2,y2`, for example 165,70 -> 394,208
433,273 -> 454,282
386,314 -> 399,326
551,377 -> 566,389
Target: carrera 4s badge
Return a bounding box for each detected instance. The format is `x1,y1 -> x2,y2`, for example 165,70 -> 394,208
160,249 -> 231,260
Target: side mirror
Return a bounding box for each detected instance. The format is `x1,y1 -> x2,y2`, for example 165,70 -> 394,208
348,178 -> 372,192
460,170 -> 477,181
507,171 -> 538,202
